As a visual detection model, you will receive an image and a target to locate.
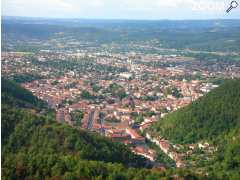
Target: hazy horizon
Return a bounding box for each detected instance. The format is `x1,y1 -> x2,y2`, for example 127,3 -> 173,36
2,15 -> 240,21
2,0 -> 240,20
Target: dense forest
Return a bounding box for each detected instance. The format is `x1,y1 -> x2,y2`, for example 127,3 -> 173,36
1,80 -> 202,179
151,80 -> 240,143
150,79 -> 240,179
1,78 -> 47,109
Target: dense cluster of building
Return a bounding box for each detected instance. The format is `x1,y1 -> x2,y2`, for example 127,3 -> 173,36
2,51 -> 239,166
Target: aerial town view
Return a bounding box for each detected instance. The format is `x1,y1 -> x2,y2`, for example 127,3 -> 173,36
2,48 -> 240,167
1,0 -> 240,179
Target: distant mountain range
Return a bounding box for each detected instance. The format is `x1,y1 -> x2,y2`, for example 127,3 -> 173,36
2,16 -> 240,29
2,17 -> 240,53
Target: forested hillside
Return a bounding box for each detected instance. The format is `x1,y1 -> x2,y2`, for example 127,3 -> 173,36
150,80 -> 240,179
1,78 -> 47,109
151,80 -> 240,144
2,105 -> 150,179
1,80 -> 201,179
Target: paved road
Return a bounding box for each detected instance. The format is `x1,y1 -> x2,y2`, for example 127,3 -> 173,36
99,113 -> 105,135
87,110 -> 95,130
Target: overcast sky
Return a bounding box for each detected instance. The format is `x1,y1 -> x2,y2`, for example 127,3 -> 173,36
2,0 -> 240,20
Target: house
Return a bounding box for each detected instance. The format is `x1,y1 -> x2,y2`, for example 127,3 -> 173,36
126,128 -> 145,144
132,146 -> 156,161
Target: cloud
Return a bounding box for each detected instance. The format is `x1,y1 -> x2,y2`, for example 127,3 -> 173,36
3,0 -> 80,11
123,0 -> 226,12
190,0 -> 226,12
2,0 -> 107,17
2,0 -> 239,19
50,0 -> 80,10
90,0 -> 105,7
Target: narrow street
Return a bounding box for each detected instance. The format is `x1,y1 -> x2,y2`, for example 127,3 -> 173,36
87,110 -> 95,130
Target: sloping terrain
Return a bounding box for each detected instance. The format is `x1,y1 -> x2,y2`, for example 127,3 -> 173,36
1,80 -> 200,179
150,80 -> 240,179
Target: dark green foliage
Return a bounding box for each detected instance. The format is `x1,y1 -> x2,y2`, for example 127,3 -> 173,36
162,86 -> 183,99
2,155 -> 155,180
134,115 -> 144,124
10,73 -> 43,83
70,110 -> 84,126
81,90 -> 96,99
206,128 -> 240,179
145,139 -> 176,168
2,105 -> 147,166
171,87 -> 183,98
1,83 -> 157,179
1,105 -> 156,179
1,104 -> 202,179
1,75 -> 204,179
108,83 -> 127,100
1,104 -> 25,145
1,78 -> 47,109
92,84 -> 102,92
151,80 -> 240,144
150,80 -> 240,178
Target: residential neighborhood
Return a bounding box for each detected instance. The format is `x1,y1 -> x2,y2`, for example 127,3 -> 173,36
2,49 -> 239,167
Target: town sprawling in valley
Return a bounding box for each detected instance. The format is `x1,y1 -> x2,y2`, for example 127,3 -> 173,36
2,45 -> 240,168
2,17 -> 240,179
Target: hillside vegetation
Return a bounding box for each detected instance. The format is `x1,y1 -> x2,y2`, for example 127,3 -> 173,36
1,78 -> 47,109
1,80 -> 201,179
151,80 -> 240,144
150,80 -> 240,179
